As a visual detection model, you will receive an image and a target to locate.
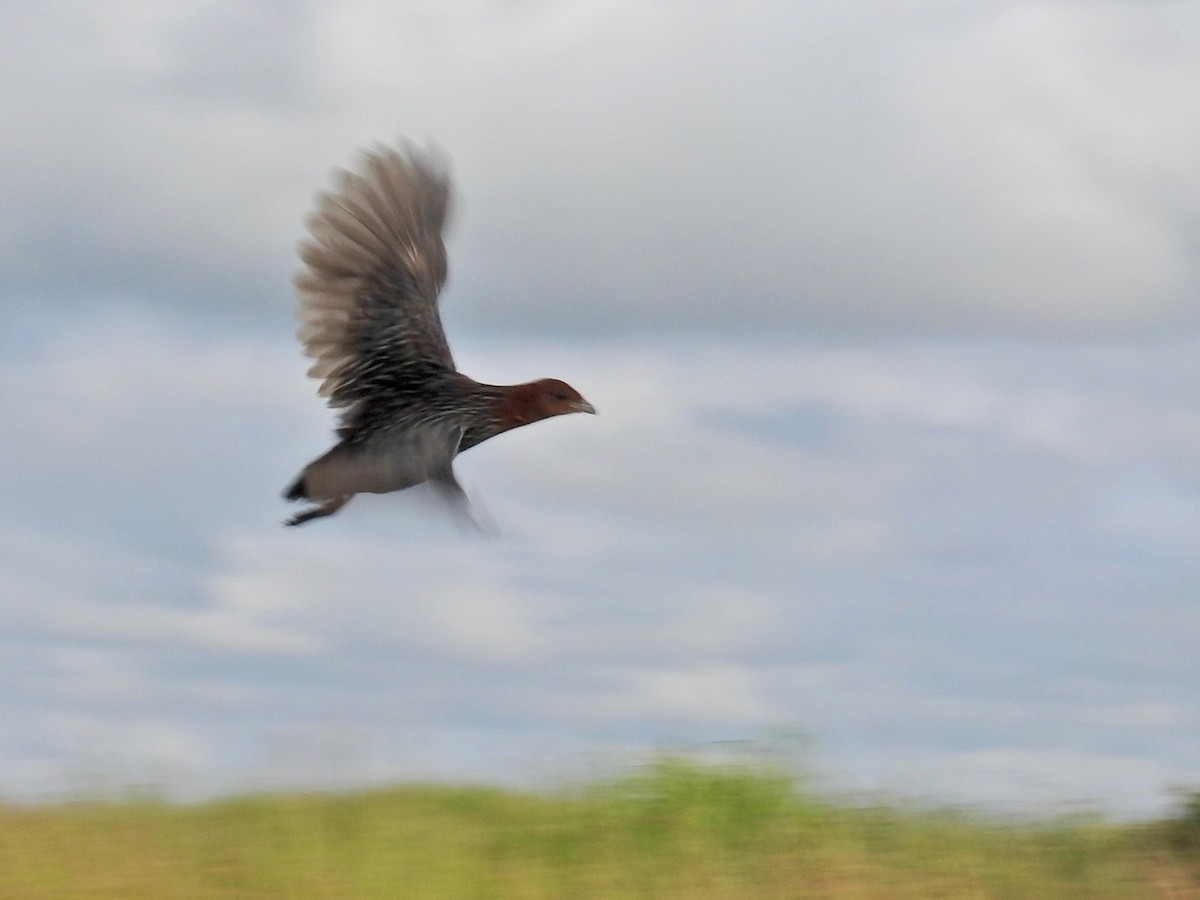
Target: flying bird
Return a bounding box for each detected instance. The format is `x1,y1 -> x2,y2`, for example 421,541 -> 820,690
283,141 -> 594,526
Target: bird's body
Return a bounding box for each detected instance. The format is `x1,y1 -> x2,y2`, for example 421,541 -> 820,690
283,142 -> 593,526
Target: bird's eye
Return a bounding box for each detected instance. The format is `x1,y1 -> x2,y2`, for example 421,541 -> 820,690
553,391 -> 568,401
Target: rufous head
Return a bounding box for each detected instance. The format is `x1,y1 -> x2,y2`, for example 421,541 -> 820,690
500,378 -> 596,428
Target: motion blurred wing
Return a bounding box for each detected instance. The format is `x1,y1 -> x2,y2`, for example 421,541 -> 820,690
293,143 -> 454,419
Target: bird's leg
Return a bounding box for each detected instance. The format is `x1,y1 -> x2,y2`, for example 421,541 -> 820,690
284,495 -> 351,527
430,468 -> 495,535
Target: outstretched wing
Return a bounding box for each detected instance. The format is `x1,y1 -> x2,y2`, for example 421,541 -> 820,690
293,142 -> 454,418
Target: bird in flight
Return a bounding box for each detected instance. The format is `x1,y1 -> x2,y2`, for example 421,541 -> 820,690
283,141 -> 594,527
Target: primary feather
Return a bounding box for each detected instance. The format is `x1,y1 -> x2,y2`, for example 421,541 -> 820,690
295,142 -> 453,414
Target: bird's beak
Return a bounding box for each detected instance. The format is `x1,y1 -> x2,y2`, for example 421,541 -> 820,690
571,398 -> 597,415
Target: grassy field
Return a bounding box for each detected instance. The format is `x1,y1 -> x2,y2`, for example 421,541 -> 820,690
1,759 -> 1196,898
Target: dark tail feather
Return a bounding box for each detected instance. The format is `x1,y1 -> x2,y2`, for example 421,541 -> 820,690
283,473 -> 307,501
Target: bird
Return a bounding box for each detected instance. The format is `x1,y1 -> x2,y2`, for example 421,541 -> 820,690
282,140 -> 594,527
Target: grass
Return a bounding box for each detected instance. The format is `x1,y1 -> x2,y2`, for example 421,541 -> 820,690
0,758 -> 1196,898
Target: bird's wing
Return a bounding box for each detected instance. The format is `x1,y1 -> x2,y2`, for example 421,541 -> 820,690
293,142 -> 454,415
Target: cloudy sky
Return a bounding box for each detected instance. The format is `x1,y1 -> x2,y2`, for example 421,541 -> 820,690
2,0 -> 1198,817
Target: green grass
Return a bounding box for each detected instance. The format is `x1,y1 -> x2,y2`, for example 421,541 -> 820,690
0,759 -> 1195,898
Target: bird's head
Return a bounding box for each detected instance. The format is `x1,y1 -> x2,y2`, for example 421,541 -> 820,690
499,378 -> 596,428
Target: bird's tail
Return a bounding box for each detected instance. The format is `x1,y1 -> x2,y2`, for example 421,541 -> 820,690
283,473 -> 307,501
282,463 -> 351,526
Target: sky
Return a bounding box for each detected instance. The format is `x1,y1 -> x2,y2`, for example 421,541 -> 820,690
1,0 -> 1198,818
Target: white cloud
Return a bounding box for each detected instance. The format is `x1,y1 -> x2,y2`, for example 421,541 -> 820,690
2,0 -> 1197,333
0,525 -> 322,655
621,665 -> 781,725
424,581 -> 547,664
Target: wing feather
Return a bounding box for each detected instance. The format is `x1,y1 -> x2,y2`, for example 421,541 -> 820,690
294,142 -> 454,414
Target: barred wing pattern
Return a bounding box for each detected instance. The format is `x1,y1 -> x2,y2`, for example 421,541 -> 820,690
293,143 -> 454,423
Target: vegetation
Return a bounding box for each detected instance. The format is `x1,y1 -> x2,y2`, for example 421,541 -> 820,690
0,759 -> 1196,898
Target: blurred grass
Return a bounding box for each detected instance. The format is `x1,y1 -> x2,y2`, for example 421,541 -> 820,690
0,758 -> 1196,898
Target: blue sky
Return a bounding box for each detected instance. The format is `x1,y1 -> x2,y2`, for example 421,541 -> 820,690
2,0 -> 1198,817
